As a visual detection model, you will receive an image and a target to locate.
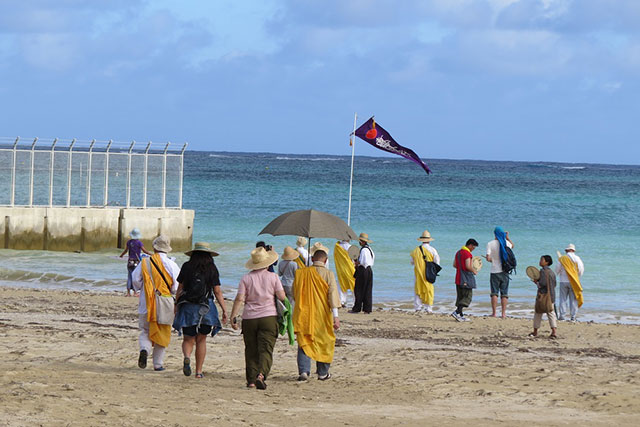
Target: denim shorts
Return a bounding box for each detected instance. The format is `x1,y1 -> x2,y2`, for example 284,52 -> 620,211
490,272 -> 510,297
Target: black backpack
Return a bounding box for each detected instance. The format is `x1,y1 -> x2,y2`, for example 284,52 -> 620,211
183,270 -> 211,304
501,246 -> 517,275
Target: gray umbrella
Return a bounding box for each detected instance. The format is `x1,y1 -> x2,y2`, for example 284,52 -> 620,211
259,209 -> 357,241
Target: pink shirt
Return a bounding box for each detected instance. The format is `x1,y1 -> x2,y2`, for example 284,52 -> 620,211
237,269 -> 284,320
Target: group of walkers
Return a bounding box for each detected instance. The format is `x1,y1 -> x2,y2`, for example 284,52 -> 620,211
411,227 -> 585,338
123,225 -> 585,387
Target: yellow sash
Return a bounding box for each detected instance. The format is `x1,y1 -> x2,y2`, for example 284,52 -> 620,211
411,246 -> 434,305
559,255 -> 583,307
333,242 -> 355,292
293,267 -> 335,363
141,254 -> 172,348
294,254 -> 306,269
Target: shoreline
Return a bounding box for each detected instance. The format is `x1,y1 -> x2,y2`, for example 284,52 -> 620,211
2,281 -> 639,326
1,286 -> 639,426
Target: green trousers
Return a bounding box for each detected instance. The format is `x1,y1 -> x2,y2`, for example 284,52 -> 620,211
241,316 -> 278,384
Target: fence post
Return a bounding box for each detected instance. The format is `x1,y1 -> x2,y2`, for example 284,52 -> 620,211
143,141 -> 151,209
29,137 -> 38,207
10,137 -> 19,207
161,142 -> 169,209
86,140 -> 95,207
179,143 -> 187,209
126,141 -> 135,208
66,139 -> 76,207
49,138 -> 57,207
104,140 -> 112,207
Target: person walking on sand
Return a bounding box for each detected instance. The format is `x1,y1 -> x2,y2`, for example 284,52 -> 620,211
295,236 -> 310,267
410,230 -> 440,313
173,242 -> 228,379
529,255 -> 558,339
334,239 -> 355,307
485,226 -> 515,319
293,246 -> 341,381
278,246 -> 300,302
230,247 -> 287,390
349,233 -> 375,314
119,228 -> 151,296
131,235 -> 180,371
452,239 -> 479,322
556,244 -> 584,321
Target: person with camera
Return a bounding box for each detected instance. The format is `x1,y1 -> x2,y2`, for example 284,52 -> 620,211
173,242 -> 228,379
256,241 -> 278,272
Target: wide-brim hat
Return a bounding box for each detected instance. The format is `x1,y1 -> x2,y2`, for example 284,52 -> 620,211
348,245 -> 359,260
152,235 -> 172,253
472,256 -> 483,273
310,242 -> 330,256
526,266 -> 540,281
245,247 -> 279,270
282,246 -> 299,261
185,242 -> 219,257
358,233 -> 372,243
296,236 -> 308,247
129,228 -> 142,239
417,230 -> 434,242
565,243 -> 576,252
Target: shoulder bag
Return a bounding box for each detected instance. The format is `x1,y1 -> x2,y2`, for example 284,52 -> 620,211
419,246 -> 442,283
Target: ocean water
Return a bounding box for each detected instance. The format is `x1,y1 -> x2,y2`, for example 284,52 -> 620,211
1,152 -> 639,324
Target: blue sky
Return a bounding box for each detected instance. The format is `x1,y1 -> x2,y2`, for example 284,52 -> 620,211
1,0 -> 639,164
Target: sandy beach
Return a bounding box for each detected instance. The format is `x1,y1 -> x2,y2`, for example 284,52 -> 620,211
1,286 -> 639,426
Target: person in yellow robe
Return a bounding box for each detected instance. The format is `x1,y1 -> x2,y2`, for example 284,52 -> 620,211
293,245 -> 341,381
131,235 -> 180,371
334,239 -> 355,307
410,230 -> 440,313
556,243 -> 584,321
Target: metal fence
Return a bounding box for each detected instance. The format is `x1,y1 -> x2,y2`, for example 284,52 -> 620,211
0,137 -> 187,209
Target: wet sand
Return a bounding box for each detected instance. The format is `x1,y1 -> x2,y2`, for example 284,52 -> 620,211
1,287 -> 639,426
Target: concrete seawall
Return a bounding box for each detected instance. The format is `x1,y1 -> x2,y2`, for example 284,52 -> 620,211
0,207 -> 194,252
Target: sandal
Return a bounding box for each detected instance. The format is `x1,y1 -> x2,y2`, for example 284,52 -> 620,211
318,373 -> 332,381
183,357 -> 192,377
255,373 -> 267,390
549,334 -> 558,340
527,333 -> 538,338
247,383 -> 256,388
195,373 -> 204,379
138,350 -> 148,369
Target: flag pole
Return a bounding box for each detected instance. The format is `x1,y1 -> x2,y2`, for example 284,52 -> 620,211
347,112 -> 357,226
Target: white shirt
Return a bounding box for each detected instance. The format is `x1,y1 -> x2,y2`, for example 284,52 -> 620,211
296,246 -> 310,266
486,239 -> 513,274
411,243 -> 440,265
338,240 -> 351,251
358,245 -> 375,268
556,252 -> 584,282
132,253 -> 180,315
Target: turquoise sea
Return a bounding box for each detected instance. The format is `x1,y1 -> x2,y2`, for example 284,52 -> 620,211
1,152 -> 639,323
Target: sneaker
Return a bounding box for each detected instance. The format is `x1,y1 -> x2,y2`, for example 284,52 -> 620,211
318,373 -> 332,381
297,372 -> 309,382
138,350 -> 148,369
451,311 -> 462,322
460,315 -> 471,322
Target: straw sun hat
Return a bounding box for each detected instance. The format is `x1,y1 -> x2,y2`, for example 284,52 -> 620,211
185,242 -> 219,257
152,235 -> 172,253
358,233 -> 372,243
565,243 -> 576,252
472,256 -> 483,273
245,247 -> 279,270
281,246 -> 299,261
526,266 -> 540,281
296,236 -> 308,247
348,245 -> 360,260
417,230 -> 434,242
129,228 -> 142,239
310,242 -> 330,256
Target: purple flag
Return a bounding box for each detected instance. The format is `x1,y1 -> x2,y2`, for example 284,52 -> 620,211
354,117 -> 431,174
